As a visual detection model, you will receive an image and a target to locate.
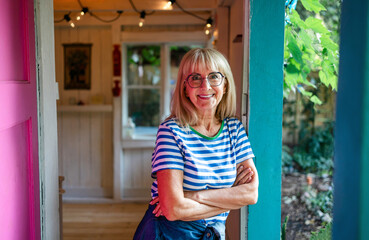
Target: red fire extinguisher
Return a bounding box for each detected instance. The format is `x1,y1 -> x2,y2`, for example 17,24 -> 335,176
113,45 -> 121,76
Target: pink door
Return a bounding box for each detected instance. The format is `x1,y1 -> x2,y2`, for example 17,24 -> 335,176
0,0 -> 40,239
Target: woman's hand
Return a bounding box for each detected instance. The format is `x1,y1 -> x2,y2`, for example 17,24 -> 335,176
150,196 -> 163,217
233,165 -> 254,186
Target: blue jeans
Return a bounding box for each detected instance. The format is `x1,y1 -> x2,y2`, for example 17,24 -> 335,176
133,204 -> 225,240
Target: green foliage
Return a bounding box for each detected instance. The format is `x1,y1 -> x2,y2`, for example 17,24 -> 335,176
310,223 -> 332,240
127,46 -> 160,66
303,185 -> 333,214
301,0 -> 326,13
284,0 -> 340,104
281,215 -> 289,240
293,121 -> 334,174
282,145 -> 293,168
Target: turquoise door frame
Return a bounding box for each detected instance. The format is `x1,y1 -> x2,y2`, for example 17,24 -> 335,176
247,0 -> 285,239
333,0 -> 369,239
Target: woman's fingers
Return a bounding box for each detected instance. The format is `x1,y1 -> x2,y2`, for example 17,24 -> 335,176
153,203 -> 163,217
150,196 -> 160,205
155,208 -> 162,217
234,167 -> 254,186
153,203 -> 160,214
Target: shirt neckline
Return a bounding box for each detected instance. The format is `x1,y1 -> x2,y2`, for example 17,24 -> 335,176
190,120 -> 224,140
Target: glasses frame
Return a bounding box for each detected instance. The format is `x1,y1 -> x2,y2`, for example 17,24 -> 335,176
185,72 -> 225,88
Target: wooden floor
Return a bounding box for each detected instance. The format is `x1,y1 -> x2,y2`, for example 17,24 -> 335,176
62,202 -> 148,240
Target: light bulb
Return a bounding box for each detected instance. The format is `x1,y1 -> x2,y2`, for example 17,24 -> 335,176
139,11 -> 146,27
76,15 -> 81,21
139,19 -> 144,27
205,29 -> 210,35
163,1 -> 172,9
206,23 -> 211,28
70,21 -> 75,28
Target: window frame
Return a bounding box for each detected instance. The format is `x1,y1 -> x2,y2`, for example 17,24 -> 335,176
121,42 -> 205,139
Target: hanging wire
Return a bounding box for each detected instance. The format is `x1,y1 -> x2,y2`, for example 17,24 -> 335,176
174,0 -> 207,21
90,11 -> 123,23
54,17 -> 65,23
54,12 -> 72,24
128,0 -> 155,15
54,0 -> 211,26
77,0 -> 123,23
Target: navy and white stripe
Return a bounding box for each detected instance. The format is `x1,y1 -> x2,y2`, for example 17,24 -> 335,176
151,117 -> 255,225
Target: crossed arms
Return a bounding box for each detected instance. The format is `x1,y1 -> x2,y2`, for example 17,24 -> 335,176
151,158 -> 259,221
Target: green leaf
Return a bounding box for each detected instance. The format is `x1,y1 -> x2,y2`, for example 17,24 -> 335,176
301,65 -> 311,79
319,70 -> 330,87
320,35 -> 339,52
300,29 -> 313,47
298,86 -> 313,97
301,0 -> 326,13
305,17 -> 330,34
327,49 -> 339,66
310,95 -> 323,105
322,60 -> 334,75
287,35 -> 303,64
326,71 -> 338,90
289,10 -> 307,29
286,62 -> 300,75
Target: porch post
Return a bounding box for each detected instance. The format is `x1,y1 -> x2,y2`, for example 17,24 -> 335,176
247,0 -> 285,239
333,1 -> 369,239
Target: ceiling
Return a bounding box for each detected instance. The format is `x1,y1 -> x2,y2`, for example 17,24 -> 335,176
53,0 -> 218,13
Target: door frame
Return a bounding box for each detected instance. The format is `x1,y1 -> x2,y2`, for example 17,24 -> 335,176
34,0 -> 60,239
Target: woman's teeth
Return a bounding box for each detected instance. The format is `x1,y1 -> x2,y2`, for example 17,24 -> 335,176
198,94 -> 213,98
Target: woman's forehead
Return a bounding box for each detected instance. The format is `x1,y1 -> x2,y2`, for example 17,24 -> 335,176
184,61 -> 219,74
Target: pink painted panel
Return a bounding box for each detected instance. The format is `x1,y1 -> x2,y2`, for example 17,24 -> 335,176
0,121 -> 35,240
0,0 -> 40,239
0,0 -> 28,82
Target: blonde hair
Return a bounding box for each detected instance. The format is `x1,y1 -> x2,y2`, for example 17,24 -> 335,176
168,48 -> 236,126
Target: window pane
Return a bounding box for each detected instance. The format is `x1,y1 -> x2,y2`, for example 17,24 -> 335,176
127,46 -> 161,86
128,89 -> 160,127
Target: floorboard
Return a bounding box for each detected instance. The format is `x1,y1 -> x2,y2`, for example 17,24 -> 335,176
63,202 -> 147,240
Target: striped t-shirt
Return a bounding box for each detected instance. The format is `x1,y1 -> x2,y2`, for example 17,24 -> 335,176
150,117 -> 255,225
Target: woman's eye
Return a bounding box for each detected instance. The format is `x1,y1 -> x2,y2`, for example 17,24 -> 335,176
209,73 -> 220,79
191,75 -> 202,81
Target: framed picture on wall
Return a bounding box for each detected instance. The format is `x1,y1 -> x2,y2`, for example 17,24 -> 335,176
63,43 -> 92,90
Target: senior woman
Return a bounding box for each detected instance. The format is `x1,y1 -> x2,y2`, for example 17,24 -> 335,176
133,48 -> 258,240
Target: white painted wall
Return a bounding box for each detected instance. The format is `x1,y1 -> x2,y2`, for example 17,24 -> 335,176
54,26 -> 113,105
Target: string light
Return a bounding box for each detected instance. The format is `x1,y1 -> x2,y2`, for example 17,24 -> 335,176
54,0 -> 212,35
63,13 -> 75,28
163,0 -> 176,10
76,7 -> 88,21
139,11 -> 146,27
206,18 -> 213,28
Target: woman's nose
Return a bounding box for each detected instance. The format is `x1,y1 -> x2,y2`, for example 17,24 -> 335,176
199,78 -> 211,89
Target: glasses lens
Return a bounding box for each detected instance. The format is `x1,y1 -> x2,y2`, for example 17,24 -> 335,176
208,72 -> 223,86
188,74 -> 202,87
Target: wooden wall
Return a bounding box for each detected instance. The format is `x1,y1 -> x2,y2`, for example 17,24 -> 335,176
55,26 -> 114,198
54,26 -> 113,106
121,148 -> 154,200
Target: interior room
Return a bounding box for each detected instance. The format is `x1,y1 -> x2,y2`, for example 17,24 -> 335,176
54,0 -> 248,238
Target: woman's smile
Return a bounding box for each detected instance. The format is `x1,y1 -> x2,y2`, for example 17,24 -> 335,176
197,94 -> 215,99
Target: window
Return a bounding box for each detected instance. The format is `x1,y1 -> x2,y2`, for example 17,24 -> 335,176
122,44 -> 203,139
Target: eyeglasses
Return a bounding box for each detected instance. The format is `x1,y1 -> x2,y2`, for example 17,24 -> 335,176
185,72 -> 225,88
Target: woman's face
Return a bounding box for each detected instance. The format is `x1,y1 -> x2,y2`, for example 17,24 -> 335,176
185,68 -> 226,116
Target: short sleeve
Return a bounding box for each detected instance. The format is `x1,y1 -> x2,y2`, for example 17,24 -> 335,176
234,121 -> 255,164
151,122 -> 185,178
